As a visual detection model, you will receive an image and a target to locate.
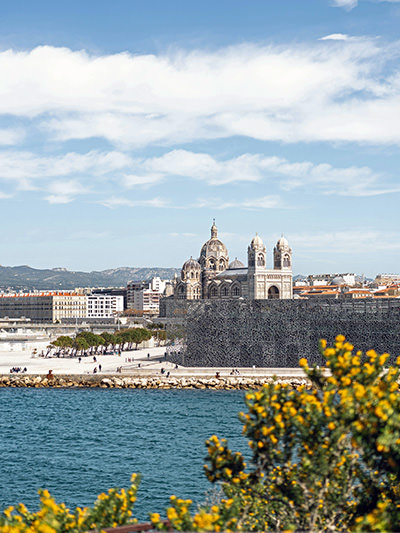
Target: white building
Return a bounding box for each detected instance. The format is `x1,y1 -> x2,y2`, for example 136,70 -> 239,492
86,294 -> 124,318
307,273 -> 356,287
171,222 -> 293,301
127,277 -> 168,315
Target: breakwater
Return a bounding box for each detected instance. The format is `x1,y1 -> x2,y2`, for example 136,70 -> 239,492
0,373 -> 309,390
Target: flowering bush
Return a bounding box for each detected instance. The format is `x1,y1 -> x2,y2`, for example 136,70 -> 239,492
152,336 -> 400,531
0,473 -> 140,533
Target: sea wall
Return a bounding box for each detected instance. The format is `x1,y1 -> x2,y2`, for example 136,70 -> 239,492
173,298 -> 400,367
0,374 -> 309,390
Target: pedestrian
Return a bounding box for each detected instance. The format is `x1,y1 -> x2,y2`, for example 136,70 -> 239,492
78,357 -> 81,363
147,353 -> 150,359
99,364 -> 102,372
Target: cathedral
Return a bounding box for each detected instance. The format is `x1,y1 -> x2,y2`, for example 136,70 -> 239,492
170,221 -> 293,301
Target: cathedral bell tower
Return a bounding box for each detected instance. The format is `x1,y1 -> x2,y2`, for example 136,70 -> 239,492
247,233 -> 267,299
273,235 -> 292,270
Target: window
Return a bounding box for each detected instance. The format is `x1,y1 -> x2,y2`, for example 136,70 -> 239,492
221,286 -> 228,297
257,254 -> 265,267
232,285 -> 240,297
210,286 -> 218,298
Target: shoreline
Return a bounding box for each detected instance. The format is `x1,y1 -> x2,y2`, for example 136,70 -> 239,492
0,344 -> 313,389
0,373 -> 310,389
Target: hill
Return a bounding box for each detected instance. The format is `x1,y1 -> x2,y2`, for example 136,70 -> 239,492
0,265 -> 180,291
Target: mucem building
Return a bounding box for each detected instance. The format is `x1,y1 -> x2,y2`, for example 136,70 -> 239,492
165,298 -> 400,368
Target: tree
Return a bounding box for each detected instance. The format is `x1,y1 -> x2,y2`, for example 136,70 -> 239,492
50,336 -> 74,349
100,332 -> 118,351
152,335 -> 400,532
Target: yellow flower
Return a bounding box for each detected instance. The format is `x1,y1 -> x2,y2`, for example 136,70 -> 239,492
328,422 -> 335,430
336,334 -> 345,342
299,358 -> 308,367
167,507 -> 178,520
150,513 -> 160,523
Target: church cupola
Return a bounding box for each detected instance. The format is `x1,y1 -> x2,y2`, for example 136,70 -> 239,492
248,233 -> 266,269
274,234 -> 292,270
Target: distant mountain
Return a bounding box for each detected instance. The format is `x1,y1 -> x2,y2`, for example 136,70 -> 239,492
0,265 -> 180,291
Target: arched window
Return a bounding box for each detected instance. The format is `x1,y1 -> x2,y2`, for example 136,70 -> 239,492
219,259 -> 225,271
209,259 -> 216,270
210,286 -> 218,298
268,286 -> 279,299
178,286 -> 185,299
283,255 -> 291,267
257,254 -> 265,267
221,286 -> 228,297
232,285 -> 240,297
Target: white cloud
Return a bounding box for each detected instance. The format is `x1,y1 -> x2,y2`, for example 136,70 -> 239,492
100,196 -> 170,208
319,34 -> 351,41
0,191 -> 12,199
128,149 -> 395,197
44,180 -> 88,204
331,0 -> 358,10
0,150 -> 131,181
0,147 -> 392,201
0,41 -> 399,147
332,0 -> 400,8
0,129 -> 25,145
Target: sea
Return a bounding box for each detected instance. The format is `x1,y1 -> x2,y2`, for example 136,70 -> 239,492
0,388 -> 247,520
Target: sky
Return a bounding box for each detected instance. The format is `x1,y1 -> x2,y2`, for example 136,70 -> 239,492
0,0 -> 400,277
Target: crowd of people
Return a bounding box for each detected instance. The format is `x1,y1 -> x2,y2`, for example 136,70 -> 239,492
10,367 -> 27,373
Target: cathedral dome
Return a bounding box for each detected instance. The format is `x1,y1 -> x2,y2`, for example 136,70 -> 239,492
276,235 -> 289,250
330,276 -> 346,286
199,222 -> 228,260
182,257 -> 201,271
228,258 -> 245,269
250,233 -> 263,248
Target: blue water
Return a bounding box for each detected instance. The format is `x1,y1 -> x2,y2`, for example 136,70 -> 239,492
0,388 -> 247,520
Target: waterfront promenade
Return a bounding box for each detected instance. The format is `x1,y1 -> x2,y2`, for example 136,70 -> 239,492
0,344 -> 310,385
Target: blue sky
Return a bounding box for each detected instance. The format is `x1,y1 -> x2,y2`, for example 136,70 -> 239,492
0,0 -> 400,276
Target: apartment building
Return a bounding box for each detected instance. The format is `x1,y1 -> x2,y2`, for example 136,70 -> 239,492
0,292 -> 87,323
127,277 -> 168,315
87,294 -> 124,318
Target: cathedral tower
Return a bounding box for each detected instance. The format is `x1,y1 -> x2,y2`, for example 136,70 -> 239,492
247,233 -> 267,299
273,235 -> 292,270
199,220 -> 229,298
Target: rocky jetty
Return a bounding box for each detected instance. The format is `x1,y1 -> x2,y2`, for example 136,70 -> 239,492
0,374 -> 310,390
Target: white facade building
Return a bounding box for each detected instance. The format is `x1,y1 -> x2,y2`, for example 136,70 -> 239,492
127,277 -> 168,315
86,294 -> 124,318
171,222 -> 293,301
